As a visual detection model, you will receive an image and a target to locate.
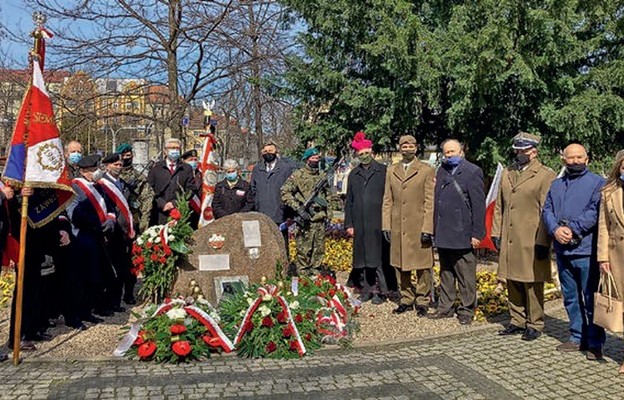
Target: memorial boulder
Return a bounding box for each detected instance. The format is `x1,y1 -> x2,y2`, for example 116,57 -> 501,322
173,212 -> 288,305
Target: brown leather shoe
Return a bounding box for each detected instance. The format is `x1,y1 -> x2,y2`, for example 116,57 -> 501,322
556,341 -> 581,352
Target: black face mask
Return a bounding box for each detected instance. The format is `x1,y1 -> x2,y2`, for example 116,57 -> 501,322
262,153 -> 277,163
122,158 -> 133,168
515,153 -> 530,166
566,163 -> 587,175
307,160 -> 319,169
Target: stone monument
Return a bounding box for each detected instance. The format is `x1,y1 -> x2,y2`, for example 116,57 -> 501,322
173,211 -> 288,305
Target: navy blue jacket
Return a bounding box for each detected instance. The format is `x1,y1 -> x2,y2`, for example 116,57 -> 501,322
250,158 -> 296,224
542,169 -> 605,256
434,159 -> 486,249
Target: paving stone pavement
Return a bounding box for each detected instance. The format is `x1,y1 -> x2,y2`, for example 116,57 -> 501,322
1,306 -> 624,399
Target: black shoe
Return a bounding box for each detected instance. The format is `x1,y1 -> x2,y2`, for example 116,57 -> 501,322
124,297 -> 137,305
498,325 -> 525,336
521,327 -> 542,341
458,314 -> 473,325
0,353 -> 7,362
66,322 -> 88,331
428,311 -> 454,320
83,315 -> 104,324
416,306 -> 428,317
94,309 -> 113,317
371,294 -> 385,305
586,348 -> 604,361
393,304 -> 414,314
359,292 -> 373,302
112,305 -> 126,313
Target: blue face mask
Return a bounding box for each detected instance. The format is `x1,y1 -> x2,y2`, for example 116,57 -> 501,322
186,161 -> 198,170
167,149 -> 180,161
225,172 -> 238,182
444,156 -> 462,167
68,152 -> 82,165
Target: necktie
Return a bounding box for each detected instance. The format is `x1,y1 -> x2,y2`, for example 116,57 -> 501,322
169,163 -> 175,174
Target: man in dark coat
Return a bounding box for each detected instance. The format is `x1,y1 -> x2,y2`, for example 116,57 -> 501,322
344,131 -> 390,304
250,142 -> 296,252
213,159 -> 254,219
430,139 -> 486,325
147,138 -> 198,225
182,149 -> 203,229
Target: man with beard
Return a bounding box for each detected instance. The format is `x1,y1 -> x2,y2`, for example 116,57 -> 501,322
281,148 -> 331,276
492,132 -> 556,341
344,131 -> 390,304
382,135 -> 435,316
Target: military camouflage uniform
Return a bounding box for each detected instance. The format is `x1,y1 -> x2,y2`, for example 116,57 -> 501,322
281,165 -> 332,275
120,165 -> 154,233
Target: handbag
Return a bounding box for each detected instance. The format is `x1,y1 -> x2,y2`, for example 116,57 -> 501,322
593,271 -> 624,333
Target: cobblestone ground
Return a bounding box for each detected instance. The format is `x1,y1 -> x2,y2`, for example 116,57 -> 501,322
1,306 -> 624,400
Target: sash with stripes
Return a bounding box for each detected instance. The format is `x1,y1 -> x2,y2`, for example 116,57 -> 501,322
72,178 -> 115,224
97,177 -> 136,239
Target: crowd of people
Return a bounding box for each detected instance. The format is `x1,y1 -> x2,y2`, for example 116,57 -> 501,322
0,131 -> 623,375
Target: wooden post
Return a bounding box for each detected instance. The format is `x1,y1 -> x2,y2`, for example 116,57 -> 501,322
12,191 -> 29,366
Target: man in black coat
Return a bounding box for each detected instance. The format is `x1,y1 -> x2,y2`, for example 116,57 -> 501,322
344,132 -> 392,304
250,142 -> 296,252
147,139 -> 198,225
430,139 -> 486,325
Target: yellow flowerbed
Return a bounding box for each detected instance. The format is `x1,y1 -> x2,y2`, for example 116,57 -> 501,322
0,270 -> 15,309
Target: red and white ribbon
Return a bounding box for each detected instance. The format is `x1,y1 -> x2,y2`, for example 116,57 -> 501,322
72,178 -> 111,224
97,177 -> 135,239
184,306 -> 233,352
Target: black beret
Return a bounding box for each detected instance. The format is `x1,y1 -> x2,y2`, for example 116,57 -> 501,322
77,154 -> 101,169
102,153 -> 122,164
182,149 -> 198,160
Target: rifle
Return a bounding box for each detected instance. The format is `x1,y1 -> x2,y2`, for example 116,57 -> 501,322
293,152 -> 344,227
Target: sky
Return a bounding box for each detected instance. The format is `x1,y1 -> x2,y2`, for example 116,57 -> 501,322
1,0 -> 37,66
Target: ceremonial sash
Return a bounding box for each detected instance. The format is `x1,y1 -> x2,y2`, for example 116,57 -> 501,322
97,178 -> 135,239
190,194 -> 201,214
72,178 -> 114,224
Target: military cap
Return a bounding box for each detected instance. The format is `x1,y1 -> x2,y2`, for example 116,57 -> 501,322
115,143 -> 133,154
399,135 -> 417,146
301,147 -> 319,161
102,153 -> 122,164
512,131 -> 541,150
77,154 -> 101,169
181,149 -> 198,160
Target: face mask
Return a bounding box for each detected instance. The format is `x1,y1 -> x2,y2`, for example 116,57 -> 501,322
401,151 -> 415,162
515,153 -> 530,166
187,161 -> 198,170
566,163 -> 586,175
262,153 -> 277,163
443,156 -> 462,167
68,152 -> 82,165
122,158 -> 132,168
307,160 -> 319,169
358,153 -> 373,165
108,166 -> 122,178
225,172 -> 238,182
167,149 -> 180,161
93,168 -> 105,182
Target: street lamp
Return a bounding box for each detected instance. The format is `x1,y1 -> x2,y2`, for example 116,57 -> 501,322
102,125 -> 138,153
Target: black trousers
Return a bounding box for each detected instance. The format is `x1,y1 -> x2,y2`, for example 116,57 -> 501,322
9,254 -> 42,345
437,248 -> 477,317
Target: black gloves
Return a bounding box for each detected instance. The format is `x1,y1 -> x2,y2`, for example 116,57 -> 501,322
382,230 -> 391,243
535,245 -> 550,260
421,233 -> 433,247
492,237 -> 501,252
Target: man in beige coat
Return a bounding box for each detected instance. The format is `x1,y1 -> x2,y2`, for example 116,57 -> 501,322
382,135 -> 435,316
492,132 -> 555,341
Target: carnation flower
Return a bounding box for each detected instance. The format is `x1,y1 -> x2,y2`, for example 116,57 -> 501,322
202,335 -> 221,347
166,308 -> 187,320
168,235 -> 175,241
265,341 -> 277,353
171,340 -> 192,357
305,333 -> 312,341
276,311 -> 287,324
289,301 -> 300,310
170,324 -> 186,335
259,305 -> 271,317
137,341 -> 157,359
295,314 -> 303,324
262,294 -> 272,302
246,298 -> 254,306
261,316 -> 274,328
282,327 -> 292,338
169,208 -> 182,220
289,340 -> 298,351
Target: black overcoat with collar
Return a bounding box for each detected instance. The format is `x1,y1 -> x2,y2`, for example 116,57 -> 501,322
433,159 -> 486,249
147,159 -> 197,225
344,160 -> 387,269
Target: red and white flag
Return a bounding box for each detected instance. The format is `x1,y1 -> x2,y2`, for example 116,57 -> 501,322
478,163 -> 504,251
3,58 -> 74,227
197,132 -> 219,227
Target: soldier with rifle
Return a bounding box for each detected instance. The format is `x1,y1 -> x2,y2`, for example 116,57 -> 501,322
281,147 -> 336,276
116,143 -> 154,234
